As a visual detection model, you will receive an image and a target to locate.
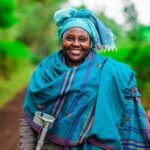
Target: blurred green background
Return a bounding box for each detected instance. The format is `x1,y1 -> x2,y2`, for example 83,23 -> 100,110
0,0 -> 149,116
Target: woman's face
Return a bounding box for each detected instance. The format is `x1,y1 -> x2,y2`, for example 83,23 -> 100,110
62,27 -> 91,67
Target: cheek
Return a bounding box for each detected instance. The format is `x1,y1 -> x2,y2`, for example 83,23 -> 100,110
82,43 -> 91,50
82,39 -> 91,49
62,41 -> 70,48
62,38 -> 66,46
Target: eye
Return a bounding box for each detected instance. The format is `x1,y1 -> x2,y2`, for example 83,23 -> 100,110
79,38 -> 87,42
65,36 -> 74,41
79,36 -> 88,42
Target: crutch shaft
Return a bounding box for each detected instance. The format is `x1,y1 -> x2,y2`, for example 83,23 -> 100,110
35,122 -> 49,150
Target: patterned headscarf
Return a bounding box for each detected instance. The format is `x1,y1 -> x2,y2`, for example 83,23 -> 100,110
54,8 -> 116,51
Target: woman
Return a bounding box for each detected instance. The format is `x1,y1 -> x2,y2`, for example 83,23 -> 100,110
19,8 -> 150,150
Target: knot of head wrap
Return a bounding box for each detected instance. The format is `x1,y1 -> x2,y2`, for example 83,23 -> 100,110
72,9 -> 92,18
54,8 -> 116,51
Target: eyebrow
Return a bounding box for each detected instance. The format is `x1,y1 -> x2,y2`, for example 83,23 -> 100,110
65,34 -> 89,38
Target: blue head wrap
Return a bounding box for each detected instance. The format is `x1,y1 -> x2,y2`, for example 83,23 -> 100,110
54,8 -> 116,51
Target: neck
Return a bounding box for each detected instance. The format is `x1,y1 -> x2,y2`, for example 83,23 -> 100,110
65,59 -> 83,68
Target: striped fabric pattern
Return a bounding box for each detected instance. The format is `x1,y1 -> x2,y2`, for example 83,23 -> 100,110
79,105 -> 95,144
51,68 -> 77,118
122,140 -> 150,149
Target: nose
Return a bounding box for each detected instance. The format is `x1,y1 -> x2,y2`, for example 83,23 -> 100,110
72,39 -> 80,47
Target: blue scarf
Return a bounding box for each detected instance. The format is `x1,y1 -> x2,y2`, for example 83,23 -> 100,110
23,49 -> 150,149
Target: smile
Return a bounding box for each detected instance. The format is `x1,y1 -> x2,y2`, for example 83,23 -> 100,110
70,49 -> 82,55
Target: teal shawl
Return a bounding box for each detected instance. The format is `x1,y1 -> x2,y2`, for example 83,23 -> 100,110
23,49 -> 150,149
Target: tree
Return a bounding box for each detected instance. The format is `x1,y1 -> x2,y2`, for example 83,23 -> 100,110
16,0 -> 67,56
0,0 -> 16,28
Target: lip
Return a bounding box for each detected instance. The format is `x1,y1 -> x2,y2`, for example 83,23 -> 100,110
69,48 -> 82,51
69,49 -> 82,55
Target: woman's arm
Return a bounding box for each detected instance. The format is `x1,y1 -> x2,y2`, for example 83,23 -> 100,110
18,117 -> 37,150
120,73 -> 150,149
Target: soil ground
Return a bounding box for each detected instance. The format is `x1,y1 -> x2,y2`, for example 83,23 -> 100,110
0,88 -> 26,150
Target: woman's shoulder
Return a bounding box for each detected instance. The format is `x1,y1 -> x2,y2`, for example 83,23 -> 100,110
95,51 -> 131,72
103,56 -> 136,85
95,52 -> 134,77
107,57 -> 132,73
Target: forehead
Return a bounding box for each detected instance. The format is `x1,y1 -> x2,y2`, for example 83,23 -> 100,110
63,27 -> 89,37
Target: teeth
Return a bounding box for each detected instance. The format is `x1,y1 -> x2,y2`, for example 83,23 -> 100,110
70,50 -> 81,55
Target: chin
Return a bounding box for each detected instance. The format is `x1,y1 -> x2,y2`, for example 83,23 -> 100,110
70,56 -> 83,62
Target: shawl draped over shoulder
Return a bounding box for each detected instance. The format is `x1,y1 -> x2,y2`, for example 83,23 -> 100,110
22,49 -> 150,150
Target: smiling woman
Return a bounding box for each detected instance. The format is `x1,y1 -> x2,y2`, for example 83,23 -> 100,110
62,28 -> 91,67
18,8 -> 150,150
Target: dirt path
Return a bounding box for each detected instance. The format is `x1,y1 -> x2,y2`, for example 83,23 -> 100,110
0,88 -> 26,150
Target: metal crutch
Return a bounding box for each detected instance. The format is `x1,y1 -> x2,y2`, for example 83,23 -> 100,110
33,111 -> 55,150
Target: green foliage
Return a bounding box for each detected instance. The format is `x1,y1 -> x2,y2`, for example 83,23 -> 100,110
99,47 -> 130,63
141,82 -> 150,110
139,26 -> 150,41
15,0 -> 66,56
0,41 -> 30,58
131,42 -> 150,81
0,65 -> 34,108
0,41 -> 32,79
0,0 -> 17,28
